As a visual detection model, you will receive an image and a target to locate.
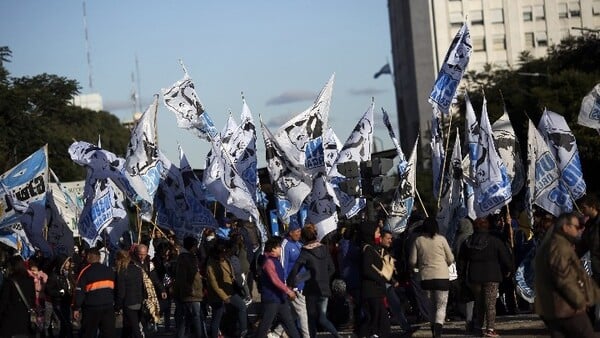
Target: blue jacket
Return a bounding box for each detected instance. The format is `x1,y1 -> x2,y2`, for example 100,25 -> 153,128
281,238 -> 306,290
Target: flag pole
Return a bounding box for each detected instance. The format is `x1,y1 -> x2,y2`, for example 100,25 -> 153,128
436,110 -> 454,210
136,206 -> 142,245
415,188 -> 429,218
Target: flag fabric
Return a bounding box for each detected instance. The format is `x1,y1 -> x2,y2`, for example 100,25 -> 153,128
538,109 -> 586,200
261,122 -> 312,225
78,179 -> 128,247
46,192 -> 75,257
578,83 -> 600,129
0,146 -> 49,229
203,139 -> 259,224
124,95 -> 163,200
492,111 -> 526,196
329,101 -> 374,218
105,217 -> 129,253
373,63 -> 392,79
526,119 -> 570,220
274,74 -> 334,169
429,23 -> 472,114
0,224 -> 35,259
387,138 -> 418,234
431,108 -> 445,199
221,112 -> 238,145
473,98 -> 512,217
157,152 -> 218,240
464,93 -> 479,180
162,69 -> 219,141
179,145 -> 206,202
436,131 -> 466,247
382,108 -> 405,161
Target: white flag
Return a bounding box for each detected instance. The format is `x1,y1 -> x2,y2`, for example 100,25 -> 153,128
464,93 -> 479,182
578,83 -> 600,129
431,108 -> 445,199
473,97 -> 512,217
492,111 -> 525,195
382,108 -> 406,161
429,22 -> 472,114
125,95 -> 162,199
162,69 -> 219,141
538,109 -> 586,200
221,112 -> 238,144
526,119 -> 571,218
274,74 -> 334,169
329,101 -> 374,218
388,138 -> 418,234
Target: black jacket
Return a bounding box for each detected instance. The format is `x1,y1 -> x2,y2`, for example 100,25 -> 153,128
74,262 -> 115,310
0,275 -> 36,337
577,214 -> 600,285
361,244 -> 388,298
287,242 -> 334,297
458,230 -> 513,283
115,262 -> 144,310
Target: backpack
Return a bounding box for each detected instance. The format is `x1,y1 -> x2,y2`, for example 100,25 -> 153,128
363,244 -> 395,281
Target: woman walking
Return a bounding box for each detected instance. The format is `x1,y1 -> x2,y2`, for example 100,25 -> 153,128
114,250 -> 145,338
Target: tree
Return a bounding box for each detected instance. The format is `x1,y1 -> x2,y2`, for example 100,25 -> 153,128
0,46 -> 130,180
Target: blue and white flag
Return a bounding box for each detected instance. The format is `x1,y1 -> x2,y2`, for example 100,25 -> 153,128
578,83 -> 600,129
46,192 -> 75,257
382,108 -> 405,162
473,98 -> 512,217
262,121 -> 312,225
388,138 -> 418,234
429,23 -> 472,114
437,131 -> 466,247
179,145 -> 205,202
125,95 -> 163,200
274,74 -> 334,169
329,101 -> 374,218
492,111 -> 525,196
538,109 -> 586,201
0,223 -> 35,259
68,141 -> 152,210
162,67 -> 219,141
431,108 -> 445,199
464,93 -> 479,181
0,146 -> 49,229
526,119 -> 570,220
78,179 -> 127,247
221,112 -> 238,144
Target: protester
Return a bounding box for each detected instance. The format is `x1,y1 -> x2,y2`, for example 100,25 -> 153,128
73,247 -> 116,338
577,194 -> 600,328
255,236 -> 301,338
453,218 -> 475,332
535,212 -> 600,337
409,217 -> 455,337
458,217 -> 513,338
114,250 -> 145,338
173,236 -> 206,338
0,255 -> 36,337
288,223 -> 341,338
357,222 -> 391,338
46,255 -> 74,338
281,222 -> 310,338
28,259 -> 49,334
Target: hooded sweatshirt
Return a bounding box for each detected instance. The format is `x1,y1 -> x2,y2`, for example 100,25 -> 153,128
458,229 -> 513,283
287,242 -> 335,297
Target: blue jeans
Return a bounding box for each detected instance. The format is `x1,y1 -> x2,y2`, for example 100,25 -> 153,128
255,301 -> 300,338
175,300 -> 206,338
306,296 -> 339,337
210,295 -> 247,338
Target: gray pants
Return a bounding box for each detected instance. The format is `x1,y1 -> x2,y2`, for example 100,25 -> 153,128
423,290 -> 449,325
290,292 -> 310,338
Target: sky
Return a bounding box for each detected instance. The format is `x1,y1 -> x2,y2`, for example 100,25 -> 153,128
1,1 -> 397,169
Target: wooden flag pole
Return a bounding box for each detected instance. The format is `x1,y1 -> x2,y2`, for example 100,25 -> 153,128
136,206 -> 142,245
416,188 -> 429,218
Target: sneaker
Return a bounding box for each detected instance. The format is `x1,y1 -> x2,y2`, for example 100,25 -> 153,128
484,329 -> 499,337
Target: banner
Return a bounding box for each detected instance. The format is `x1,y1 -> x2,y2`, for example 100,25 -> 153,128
0,224 -> 35,259
429,23 -> 472,114
492,111 -> 525,195
0,146 -> 49,229
78,180 -> 127,247
387,139 -> 418,234
46,193 -> 75,257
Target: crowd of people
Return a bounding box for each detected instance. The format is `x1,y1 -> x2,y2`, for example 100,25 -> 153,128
2,194 -> 600,338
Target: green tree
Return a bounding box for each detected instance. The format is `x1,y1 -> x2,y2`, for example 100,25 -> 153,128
0,46 -> 130,180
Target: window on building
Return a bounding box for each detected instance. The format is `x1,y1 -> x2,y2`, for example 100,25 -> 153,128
536,31 -> 548,47
525,32 -> 535,48
523,6 -> 533,21
472,37 -> 486,51
558,3 -> 568,18
490,8 -> 504,23
569,2 -> 581,17
533,5 -> 545,20
492,35 -> 506,50
450,11 -> 463,26
471,10 -> 484,25
594,1 -> 600,16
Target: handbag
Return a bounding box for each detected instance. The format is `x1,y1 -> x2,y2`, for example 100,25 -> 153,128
12,280 -> 39,332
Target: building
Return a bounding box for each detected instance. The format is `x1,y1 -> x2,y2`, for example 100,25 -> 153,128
71,92 -> 104,112
387,0 -> 600,162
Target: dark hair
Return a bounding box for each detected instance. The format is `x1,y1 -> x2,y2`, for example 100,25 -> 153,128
580,194 -> 600,210
183,236 -> 199,251
301,223 -> 318,243
381,229 -> 393,238
86,247 -> 101,257
8,255 -> 28,278
473,217 -> 490,231
264,236 -> 283,253
422,217 -> 439,238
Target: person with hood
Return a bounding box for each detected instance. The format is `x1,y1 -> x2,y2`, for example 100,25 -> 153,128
287,223 -> 340,338
409,217 -> 455,337
536,212 -> 600,337
114,250 -> 145,338
458,216 -> 513,338
453,218 -> 475,332
46,255 -> 75,338
357,222 -> 391,338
